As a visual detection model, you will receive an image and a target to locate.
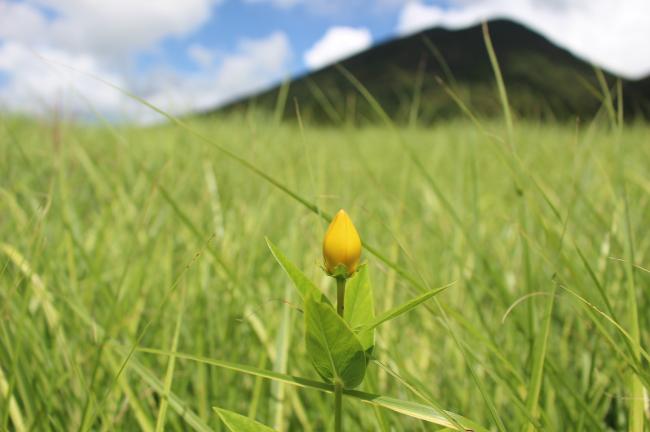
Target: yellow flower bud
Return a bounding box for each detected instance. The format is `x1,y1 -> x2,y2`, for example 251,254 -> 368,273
323,209 -> 362,277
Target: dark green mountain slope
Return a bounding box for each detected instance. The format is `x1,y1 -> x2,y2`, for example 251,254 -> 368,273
207,19 -> 650,124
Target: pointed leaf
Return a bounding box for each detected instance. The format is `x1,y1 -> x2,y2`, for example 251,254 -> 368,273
344,265 -> 374,353
266,238 -> 330,305
137,347 -> 489,431
346,391 -> 490,432
364,282 -> 454,332
214,407 -> 278,432
304,293 -> 366,388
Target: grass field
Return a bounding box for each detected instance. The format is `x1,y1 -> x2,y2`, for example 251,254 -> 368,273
1,107 -> 649,431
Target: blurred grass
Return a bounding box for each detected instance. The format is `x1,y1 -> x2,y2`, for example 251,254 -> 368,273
0,111 -> 649,430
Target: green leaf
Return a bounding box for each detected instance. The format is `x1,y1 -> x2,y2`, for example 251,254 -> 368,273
265,237 -> 330,305
214,407 -> 278,432
344,265 -> 374,353
304,293 -> 366,388
346,391 -> 489,432
363,282 -> 454,332
136,347 -> 489,431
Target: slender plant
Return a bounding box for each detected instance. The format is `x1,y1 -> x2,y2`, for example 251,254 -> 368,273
211,209 -> 478,431
319,209 -> 364,432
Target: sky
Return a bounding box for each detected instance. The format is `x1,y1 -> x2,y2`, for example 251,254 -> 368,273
0,0 -> 649,122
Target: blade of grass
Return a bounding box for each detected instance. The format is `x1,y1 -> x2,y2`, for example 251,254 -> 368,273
154,180 -> 235,283
244,308 -> 313,432
154,286 -> 186,432
247,352 -> 268,420
270,284 -> 292,430
524,282 -> 556,432
482,21 -> 514,150
273,79 -> 291,125
133,346 -> 489,431
622,186 -> 644,432
421,36 -> 458,90
593,67 -> 616,128
103,352 -> 155,432
362,281 -> 455,332
113,347 -> 213,432
0,366 -> 26,432
305,78 -> 343,122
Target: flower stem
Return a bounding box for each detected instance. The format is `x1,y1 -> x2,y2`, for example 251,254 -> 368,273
335,277 -> 346,431
336,277 -> 346,317
334,380 -> 343,432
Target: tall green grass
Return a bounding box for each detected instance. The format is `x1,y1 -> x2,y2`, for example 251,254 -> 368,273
1,101 -> 649,430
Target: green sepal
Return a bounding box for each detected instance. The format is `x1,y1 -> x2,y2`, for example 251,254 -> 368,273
322,261 -> 366,280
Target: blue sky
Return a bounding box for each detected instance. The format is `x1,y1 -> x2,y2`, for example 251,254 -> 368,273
163,0 -> 403,74
0,0 -> 649,122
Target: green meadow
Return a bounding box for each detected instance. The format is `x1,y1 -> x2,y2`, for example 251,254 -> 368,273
1,97 -> 649,431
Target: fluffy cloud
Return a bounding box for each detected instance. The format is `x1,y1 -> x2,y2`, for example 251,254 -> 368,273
243,0 -> 411,14
0,0 -> 220,60
0,0 -> 293,122
0,41 -> 126,117
214,32 -> 291,96
397,0 -> 650,79
0,0 -> 223,121
304,27 -> 372,69
243,0 -> 303,9
187,44 -> 217,68
158,31 -> 292,115
0,32 -> 292,123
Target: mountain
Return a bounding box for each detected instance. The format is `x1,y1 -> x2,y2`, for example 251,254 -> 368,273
206,19 -> 650,124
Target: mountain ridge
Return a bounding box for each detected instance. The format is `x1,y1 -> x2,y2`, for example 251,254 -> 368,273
205,19 -> 650,123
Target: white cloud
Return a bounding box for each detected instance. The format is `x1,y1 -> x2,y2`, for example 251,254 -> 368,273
242,0 -> 409,14
0,32 -> 292,123
243,0 -> 303,9
0,0 -> 296,122
214,32 -> 291,96
187,44 -> 217,67
0,41 -> 126,117
155,31 -> 292,115
0,0 -> 225,121
0,0 -> 221,60
397,2 -> 482,34
0,2 -> 50,45
397,0 -> 650,79
304,27 -> 372,69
